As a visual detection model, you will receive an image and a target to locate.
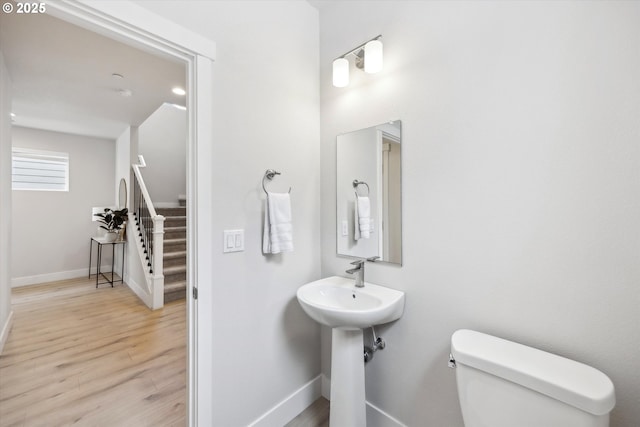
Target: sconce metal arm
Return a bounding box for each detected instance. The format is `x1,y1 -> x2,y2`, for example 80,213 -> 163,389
334,34 -> 382,60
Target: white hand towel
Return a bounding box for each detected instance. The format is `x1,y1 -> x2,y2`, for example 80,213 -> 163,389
354,200 -> 361,241
263,192 -> 294,254
356,196 -> 370,239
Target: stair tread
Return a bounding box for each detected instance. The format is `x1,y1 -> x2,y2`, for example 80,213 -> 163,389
164,250 -> 187,259
156,208 -> 186,217
164,238 -> 186,244
164,265 -> 186,274
164,281 -> 186,292
164,226 -> 186,231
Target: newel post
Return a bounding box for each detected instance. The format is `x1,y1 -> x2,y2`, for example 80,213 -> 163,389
151,215 -> 165,309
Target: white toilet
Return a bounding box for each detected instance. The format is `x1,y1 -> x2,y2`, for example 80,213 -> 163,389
450,329 -> 616,427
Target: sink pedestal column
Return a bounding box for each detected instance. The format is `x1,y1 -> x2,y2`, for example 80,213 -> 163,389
330,328 -> 366,427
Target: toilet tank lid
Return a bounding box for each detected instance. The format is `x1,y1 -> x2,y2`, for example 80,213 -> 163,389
450,329 -> 615,416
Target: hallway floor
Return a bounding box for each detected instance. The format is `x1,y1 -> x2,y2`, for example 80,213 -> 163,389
0,277 -> 186,426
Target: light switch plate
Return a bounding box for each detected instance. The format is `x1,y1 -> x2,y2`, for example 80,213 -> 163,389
223,229 -> 244,253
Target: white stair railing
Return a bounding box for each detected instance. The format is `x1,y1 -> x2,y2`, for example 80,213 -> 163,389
131,155 -> 165,309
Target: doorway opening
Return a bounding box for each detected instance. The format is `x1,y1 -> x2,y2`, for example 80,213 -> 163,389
2,3 -> 215,425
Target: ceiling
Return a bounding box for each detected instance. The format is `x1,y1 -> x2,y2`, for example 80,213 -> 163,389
0,11 -> 186,140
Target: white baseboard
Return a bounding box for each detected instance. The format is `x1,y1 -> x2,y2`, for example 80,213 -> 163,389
321,375 -> 407,427
0,310 -> 14,354
11,267 -> 112,288
12,268 -> 87,287
249,375 -> 322,427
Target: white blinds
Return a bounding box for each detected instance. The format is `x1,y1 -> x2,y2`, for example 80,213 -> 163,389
12,148 -> 69,191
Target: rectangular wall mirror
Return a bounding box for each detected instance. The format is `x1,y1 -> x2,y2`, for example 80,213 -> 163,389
336,120 -> 402,265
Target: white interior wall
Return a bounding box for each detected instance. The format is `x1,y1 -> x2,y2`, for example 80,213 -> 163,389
137,103 -> 186,206
115,126 -> 130,209
0,51 -> 13,352
115,127 -> 135,283
134,1 -> 321,425
11,127 -> 116,286
319,1 -> 640,426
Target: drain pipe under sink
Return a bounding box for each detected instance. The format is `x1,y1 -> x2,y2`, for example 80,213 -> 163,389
364,326 -> 386,363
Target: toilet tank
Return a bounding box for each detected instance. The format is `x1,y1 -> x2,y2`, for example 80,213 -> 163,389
450,329 -> 615,427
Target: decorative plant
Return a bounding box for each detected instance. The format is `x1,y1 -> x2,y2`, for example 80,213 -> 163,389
94,208 -> 128,232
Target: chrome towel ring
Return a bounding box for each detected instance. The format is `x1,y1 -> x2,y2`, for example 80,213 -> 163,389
353,179 -> 370,197
263,169 -> 291,194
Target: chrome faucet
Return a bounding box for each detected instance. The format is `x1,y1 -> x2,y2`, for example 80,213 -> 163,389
345,256 -> 380,287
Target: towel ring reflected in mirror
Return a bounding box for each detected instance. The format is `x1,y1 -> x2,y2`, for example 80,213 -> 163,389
353,179 -> 370,197
263,169 -> 292,194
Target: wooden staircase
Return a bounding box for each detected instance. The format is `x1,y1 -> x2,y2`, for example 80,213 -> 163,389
157,207 -> 186,303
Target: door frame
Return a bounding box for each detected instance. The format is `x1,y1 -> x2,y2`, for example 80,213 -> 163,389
44,1 -> 216,425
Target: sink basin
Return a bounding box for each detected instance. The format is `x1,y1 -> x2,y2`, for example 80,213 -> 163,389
296,276 -> 405,329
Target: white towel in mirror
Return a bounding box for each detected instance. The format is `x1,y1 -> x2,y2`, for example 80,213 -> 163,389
354,196 -> 370,240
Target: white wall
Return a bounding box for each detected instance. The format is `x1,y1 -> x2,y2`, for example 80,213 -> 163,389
0,51 -> 13,352
115,127 -> 135,281
138,103 -> 186,205
11,127 -> 116,285
115,126 -> 130,209
134,1 -> 321,425
319,1 -> 640,426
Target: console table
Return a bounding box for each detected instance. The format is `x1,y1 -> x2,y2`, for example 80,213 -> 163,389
89,236 -> 126,288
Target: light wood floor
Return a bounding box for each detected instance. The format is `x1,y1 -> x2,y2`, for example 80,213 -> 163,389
0,277 -> 186,426
285,397 -> 329,427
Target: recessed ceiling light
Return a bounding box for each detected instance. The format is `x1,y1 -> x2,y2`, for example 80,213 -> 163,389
112,73 -> 124,79
172,87 -> 186,96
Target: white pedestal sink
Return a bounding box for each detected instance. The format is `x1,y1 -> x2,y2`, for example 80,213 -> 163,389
296,276 -> 405,427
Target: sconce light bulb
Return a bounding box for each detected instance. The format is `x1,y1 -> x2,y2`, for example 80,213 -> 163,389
333,57 -> 349,87
364,39 -> 383,74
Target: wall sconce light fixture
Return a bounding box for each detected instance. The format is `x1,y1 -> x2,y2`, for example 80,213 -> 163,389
332,35 -> 383,88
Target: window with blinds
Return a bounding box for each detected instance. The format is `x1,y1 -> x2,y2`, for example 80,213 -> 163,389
12,148 -> 69,191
